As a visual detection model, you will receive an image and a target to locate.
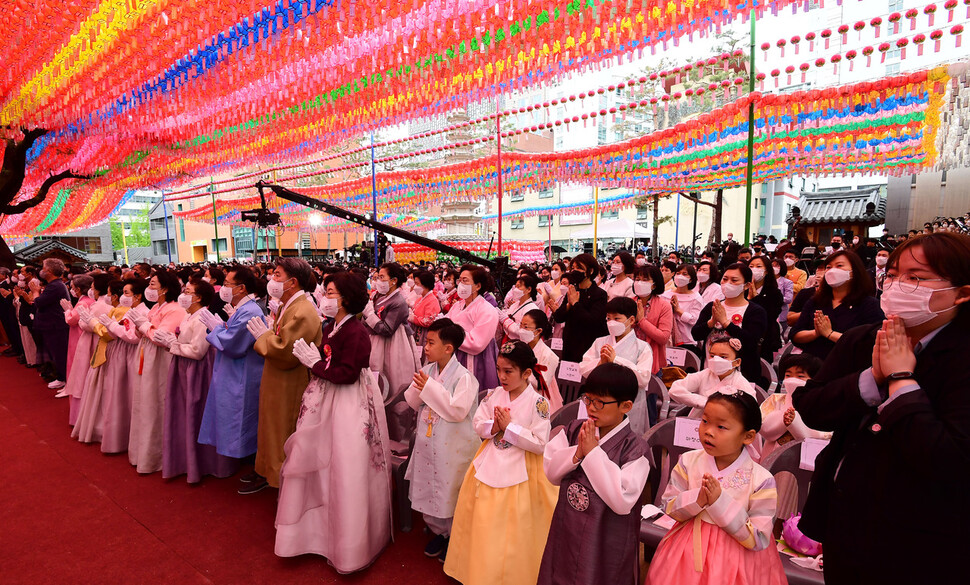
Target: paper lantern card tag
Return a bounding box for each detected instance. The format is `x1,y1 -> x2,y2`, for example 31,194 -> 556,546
667,347 -> 688,367
673,417 -> 703,449
550,337 -> 564,351
799,437 -> 829,471
558,361 -> 582,383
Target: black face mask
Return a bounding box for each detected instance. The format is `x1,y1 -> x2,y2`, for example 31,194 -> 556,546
567,270 -> 587,286
831,242 -> 842,249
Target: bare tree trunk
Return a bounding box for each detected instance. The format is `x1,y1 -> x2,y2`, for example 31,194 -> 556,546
0,236 -> 15,269
709,188 -> 724,248
652,192 -> 660,260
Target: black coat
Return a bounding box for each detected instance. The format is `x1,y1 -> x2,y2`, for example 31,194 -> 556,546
553,284 -> 608,363
33,278 -> 70,331
748,284 -> 783,357
792,321 -> 970,585
691,301 -> 768,389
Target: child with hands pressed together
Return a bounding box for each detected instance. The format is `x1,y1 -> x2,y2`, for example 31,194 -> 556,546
646,391 -> 786,585
403,319 -> 480,563
669,334 -> 756,418
537,363 -> 651,585
758,353 -> 831,461
444,341 -> 558,585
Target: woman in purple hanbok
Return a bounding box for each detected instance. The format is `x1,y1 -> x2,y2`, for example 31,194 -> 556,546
278,272 -> 392,574
446,265 -> 501,391
159,278 -> 238,483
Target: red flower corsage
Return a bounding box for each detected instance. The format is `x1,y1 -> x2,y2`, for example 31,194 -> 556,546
731,313 -> 744,326
322,345 -> 332,359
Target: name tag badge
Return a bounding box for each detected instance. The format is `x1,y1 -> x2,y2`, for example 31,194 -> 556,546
558,361 -> 582,383
673,417 -> 702,449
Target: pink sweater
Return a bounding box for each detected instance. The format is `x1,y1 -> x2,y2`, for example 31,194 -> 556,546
635,295 -> 673,374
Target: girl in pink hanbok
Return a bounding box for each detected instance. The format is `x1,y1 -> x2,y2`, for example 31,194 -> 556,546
445,265 -> 500,391
278,272 -> 392,574
646,391 -> 786,585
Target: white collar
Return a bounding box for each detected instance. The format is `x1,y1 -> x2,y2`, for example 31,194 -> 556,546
595,417 -> 630,446
704,447 -> 750,478
233,294 -> 256,309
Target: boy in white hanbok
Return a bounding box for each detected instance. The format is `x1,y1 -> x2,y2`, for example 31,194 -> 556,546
579,297 -> 653,435
404,318 -> 481,562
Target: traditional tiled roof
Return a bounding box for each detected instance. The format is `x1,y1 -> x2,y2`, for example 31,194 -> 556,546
787,188 -> 886,226
14,239 -> 87,263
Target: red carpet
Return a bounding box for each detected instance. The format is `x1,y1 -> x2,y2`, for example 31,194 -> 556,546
0,355 -> 454,585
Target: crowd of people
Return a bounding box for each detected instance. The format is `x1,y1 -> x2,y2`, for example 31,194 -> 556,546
0,223 -> 967,585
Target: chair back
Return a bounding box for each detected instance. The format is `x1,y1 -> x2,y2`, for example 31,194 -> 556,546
643,417 -> 694,507
761,358 -> 779,392
754,385 -> 770,404
682,349 -> 702,373
557,378 -> 584,404
646,374 -> 670,420
550,400 -> 581,429
761,440 -> 815,521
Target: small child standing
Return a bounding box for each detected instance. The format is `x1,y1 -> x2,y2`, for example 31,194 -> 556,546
404,318 -> 481,562
443,341 -> 559,585
646,392 -> 786,585
538,362 -> 651,585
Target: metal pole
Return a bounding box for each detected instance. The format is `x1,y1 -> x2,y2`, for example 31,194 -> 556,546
743,11 -> 757,245
692,193 -> 699,263
675,192 -> 681,251
496,98 -> 504,257
370,132 -> 379,268
121,219 -> 129,265
252,227 -> 257,262
162,193 -> 173,264
548,215 -> 553,263
210,178 -> 221,262
593,186 -> 600,258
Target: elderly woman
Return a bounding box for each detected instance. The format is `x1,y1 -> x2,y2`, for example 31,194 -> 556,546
793,232 -> 970,584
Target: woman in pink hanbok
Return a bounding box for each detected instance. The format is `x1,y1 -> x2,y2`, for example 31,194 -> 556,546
446,265 -> 501,391
65,274 -> 113,423
278,271 -> 392,574
409,270 -> 441,361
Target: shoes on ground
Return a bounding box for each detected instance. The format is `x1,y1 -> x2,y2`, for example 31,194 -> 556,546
438,539 -> 449,564
239,471 -> 264,483
48,380 -> 66,390
424,534 -> 447,558
237,478 -> 270,495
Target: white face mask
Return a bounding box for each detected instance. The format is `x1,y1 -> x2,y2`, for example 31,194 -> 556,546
119,294 -> 134,308
610,263 -> 624,275
517,328 -> 535,343
201,276 -> 211,283
750,267 -> 765,282
636,258 -> 646,266
87,289 -> 97,300
374,280 -> 390,295
268,299 -> 281,314
824,267 -> 852,288
267,279 -> 288,299
550,269 -> 562,280
413,285 -> 425,296
144,288 -> 159,303
697,272 -> 710,284
633,281 -> 652,297
707,356 -> 735,376
785,258 -> 796,267
320,296 -> 340,318
721,282 -> 744,299
880,281 -> 958,327
509,287 -> 524,300
782,377 -> 807,394
773,266 -> 781,276
443,280 -> 455,291
606,319 -> 628,338
875,256 -> 888,267
219,285 -> 235,303
177,293 -> 194,310
457,282 -> 473,299
673,275 -> 690,288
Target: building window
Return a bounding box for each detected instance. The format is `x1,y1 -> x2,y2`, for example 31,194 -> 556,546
179,220 -> 185,242
300,234 -> 311,249
597,124 -> 608,145
510,192 -> 525,202
886,63 -> 900,75
212,238 -> 229,252
149,218 -> 166,231
152,240 -> 174,256
888,0 -> 903,12
601,209 -> 619,219
538,215 -> 553,227
636,206 -> 648,220
510,218 -> 524,230
538,189 -> 554,199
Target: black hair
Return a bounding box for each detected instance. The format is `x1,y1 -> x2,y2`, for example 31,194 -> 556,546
206,266 -> 225,286
722,262 -> 753,283
706,391 -> 762,432
276,257 -> 316,291
428,318 -> 466,351
605,296 -> 637,319
584,362 -> 638,403
706,332 -> 741,359
661,260 -> 678,273
746,255 -> 779,297
697,260 -> 720,290
634,264 -> 665,296
442,269 -> 459,284
189,277 -> 216,307
414,270 -> 435,291
226,265 -> 258,295
771,256 -> 788,278
738,247 -> 752,256
459,264 -> 490,295
813,249 -> 874,307
379,262 -> 408,289
153,269 -> 182,303
516,273 -> 539,300
324,272 -> 369,314
570,253 -> 598,277
778,353 -> 824,379
674,263 -> 698,289
92,273 -> 112,296
611,251 -> 636,275
107,279 -> 126,298
497,340 -> 538,373
523,309 -> 550,340
125,277 -> 149,299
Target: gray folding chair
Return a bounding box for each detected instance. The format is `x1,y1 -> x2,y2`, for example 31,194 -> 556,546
681,349 -> 701,373
557,379 -> 584,405
646,374 -> 670,422
551,400 -> 581,429
754,385 -> 770,404
639,418 -> 693,552
761,357 -> 779,392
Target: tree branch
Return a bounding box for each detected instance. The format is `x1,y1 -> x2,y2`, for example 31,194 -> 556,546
0,169 -> 89,215
676,191 -> 716,209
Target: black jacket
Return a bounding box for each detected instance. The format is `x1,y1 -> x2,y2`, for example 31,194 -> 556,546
691,301 -> 768,388
553,284 -> 608,363
33,279 -> 70,331
792,321 -> 970,585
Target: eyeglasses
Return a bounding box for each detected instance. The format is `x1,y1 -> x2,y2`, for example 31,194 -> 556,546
883,273 -> 948,294
579,394 -> 620,411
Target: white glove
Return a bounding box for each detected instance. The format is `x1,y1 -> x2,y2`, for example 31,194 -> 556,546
246,315 -> 270,340
432,312 -> 447,322
497,309 -> 509,323
59,299 -> 73,312
362,300 -> 376,319
128,310 -> 148,326
153,330 -> 177,348
224,303 -> 236,318
77,306 -> 92,323
98,314 -> 114,327
268,299 -> 280,315
292,338 -> 321,369
197,308 -> 224,332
